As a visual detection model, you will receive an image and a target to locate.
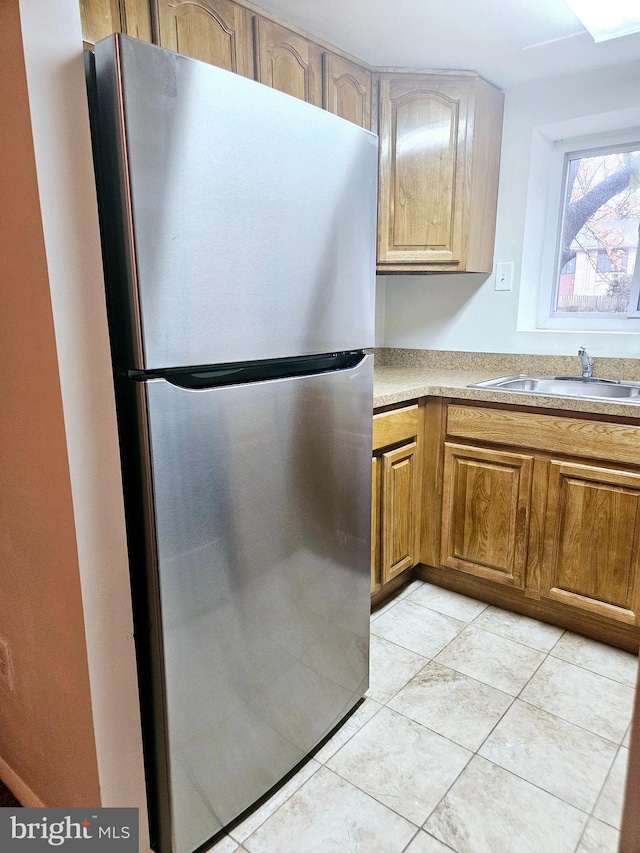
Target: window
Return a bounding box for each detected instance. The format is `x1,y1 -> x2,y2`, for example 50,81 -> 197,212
552,143 -> 640,318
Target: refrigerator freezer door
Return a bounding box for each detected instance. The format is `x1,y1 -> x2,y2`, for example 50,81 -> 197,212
94,35 -> 377,372
141,355 -> 372,853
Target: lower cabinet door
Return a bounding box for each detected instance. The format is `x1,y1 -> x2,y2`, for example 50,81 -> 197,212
381,441 -> 420,584
542,460 -> 640,625
440,442 -> 533,587
371,455 -> 381,595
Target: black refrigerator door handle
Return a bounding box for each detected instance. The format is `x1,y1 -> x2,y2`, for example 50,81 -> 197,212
132,351 -> 367,390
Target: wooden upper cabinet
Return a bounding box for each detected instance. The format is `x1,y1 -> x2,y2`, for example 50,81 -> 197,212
542,460 -> 640,625
80,0 -> 151,47
323,53 -> 372,129
156,0 -> 254,76
253,18 -> 322,107
441,442 -> 533,588
377,72 -> 504,273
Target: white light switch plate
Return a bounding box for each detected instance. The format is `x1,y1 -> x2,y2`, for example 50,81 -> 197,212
495,261 -> 513,291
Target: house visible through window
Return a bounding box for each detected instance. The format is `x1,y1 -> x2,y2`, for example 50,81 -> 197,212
553,144 -> 640,316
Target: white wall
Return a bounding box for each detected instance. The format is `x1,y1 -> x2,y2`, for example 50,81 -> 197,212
379,59 -> 640,358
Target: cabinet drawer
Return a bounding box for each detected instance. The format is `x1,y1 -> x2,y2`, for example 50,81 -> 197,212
373,405 -> 419,450
447,404 -> 640,465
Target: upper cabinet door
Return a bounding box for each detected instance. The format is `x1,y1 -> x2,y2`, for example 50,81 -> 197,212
156,0 -> 254,77
377,72 -> 503,273
253,18 -> 322,107
377,74 -> 469,269
323,53 -> 372,129
80,0 -> 151,46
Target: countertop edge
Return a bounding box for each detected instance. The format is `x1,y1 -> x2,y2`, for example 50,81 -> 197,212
373,368 -> 640,419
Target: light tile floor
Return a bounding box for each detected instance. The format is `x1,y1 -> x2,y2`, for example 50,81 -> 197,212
206,579 -> 638,853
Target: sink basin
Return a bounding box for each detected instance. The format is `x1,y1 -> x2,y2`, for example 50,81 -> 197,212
468,375 -> 640,402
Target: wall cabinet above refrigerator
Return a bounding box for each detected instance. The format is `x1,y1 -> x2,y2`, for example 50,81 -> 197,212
78,0 -> 503,273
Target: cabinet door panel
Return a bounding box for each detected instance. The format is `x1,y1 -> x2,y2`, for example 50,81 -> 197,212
441,443 -> 532,587
80,0 -> 151,46
323,53 -> 371,129
543,461 -> 640,624
254,18 -> 322,106
157,0 -> 254,77
381,442 -> 419,583
371,456 -> 380,595
378,75 -> 469,266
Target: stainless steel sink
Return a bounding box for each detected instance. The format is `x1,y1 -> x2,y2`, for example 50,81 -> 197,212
468,375 -> 640,402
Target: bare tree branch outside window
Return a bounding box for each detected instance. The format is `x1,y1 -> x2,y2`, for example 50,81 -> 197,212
555,146 -> 640,314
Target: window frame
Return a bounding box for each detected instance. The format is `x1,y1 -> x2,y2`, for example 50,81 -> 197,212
534,130 -> 640,333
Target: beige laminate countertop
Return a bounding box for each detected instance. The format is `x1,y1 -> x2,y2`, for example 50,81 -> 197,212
373,351 -> 640,420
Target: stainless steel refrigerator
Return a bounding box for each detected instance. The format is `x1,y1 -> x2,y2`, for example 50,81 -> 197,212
87,34 -> 377,853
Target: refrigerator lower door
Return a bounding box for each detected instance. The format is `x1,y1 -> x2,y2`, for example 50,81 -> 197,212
140,355 -> 372,853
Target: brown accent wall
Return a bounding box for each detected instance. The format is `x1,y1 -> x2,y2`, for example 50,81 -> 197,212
0,0 -> 101,806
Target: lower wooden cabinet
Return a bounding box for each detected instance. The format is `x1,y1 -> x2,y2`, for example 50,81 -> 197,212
441,442 -> 532,588
371,403 -> 422,597
381,441 -> 420,582
542,460 -> 640,625
416,398 -> 640,649
371,455 -> 380,595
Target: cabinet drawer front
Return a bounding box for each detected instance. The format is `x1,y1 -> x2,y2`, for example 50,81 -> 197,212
542,460 -> 640,624
373,404 -> 419,450
441,443 -> 533,587
447,404 -> 640,464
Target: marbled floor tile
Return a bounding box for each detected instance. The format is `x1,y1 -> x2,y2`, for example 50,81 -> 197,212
369,580 -> 424,623
206,835 -> 240,852
229,759 -> 320,843
404,831 -> 456,852
327,706 -> 471,826
593,747 -> 629,830
405,582 -> 489,623
550,632 -> 639,689
388,661 -> 513,751
366,635 -> 428,704
313,698 -> 382,764
472,606 -> 564,652
575,817 -> 620,853
434,626 -> 545,696
242,766 -> 416,853
371,596 -> 402,622
520,657 -> 634,742
478,700 -> 617,812
398,579 -> 426,599
623,725 -> 631,748
424,756 -> 587,853
371,599 -> 465,659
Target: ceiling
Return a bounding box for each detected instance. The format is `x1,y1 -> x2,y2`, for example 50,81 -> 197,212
253,0 -> 640,88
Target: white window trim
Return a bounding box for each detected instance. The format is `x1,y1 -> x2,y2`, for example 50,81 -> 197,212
518,123 -> 640,334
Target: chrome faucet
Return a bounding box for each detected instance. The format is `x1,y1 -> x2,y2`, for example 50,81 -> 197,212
578,346 -> 594,378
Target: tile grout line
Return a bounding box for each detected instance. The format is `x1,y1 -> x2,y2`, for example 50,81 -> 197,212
590,741 -> 629,831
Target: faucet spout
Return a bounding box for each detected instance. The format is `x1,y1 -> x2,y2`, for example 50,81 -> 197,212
578,346 -> 594,378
